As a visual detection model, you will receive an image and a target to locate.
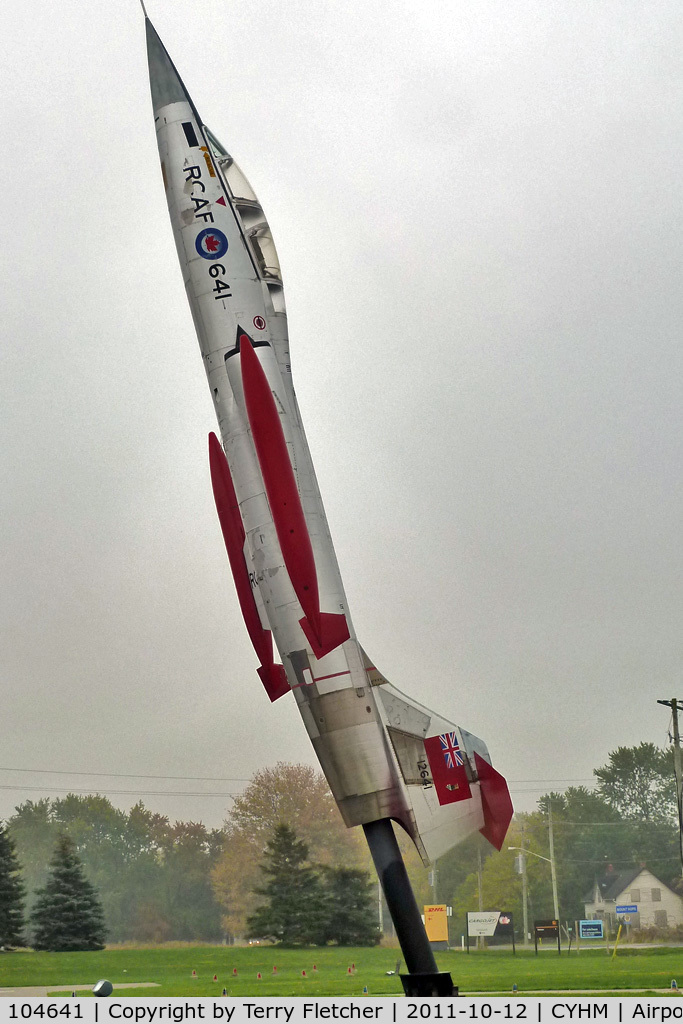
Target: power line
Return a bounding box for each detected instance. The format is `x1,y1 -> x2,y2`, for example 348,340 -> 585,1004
0,765 -> 596,786
552,819 -> 674,827
0,784 -> 241,799
510,778 -> 596,784
0,767 -> 251,783
0,781 -> 593,800
510,785 -> 597,793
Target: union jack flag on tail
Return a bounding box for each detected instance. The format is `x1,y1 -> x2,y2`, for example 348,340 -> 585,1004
440,731 -> 464,769
424,732 -> 472,807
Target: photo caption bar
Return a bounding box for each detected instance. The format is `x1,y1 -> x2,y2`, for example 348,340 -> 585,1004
2,998 -> 683,1024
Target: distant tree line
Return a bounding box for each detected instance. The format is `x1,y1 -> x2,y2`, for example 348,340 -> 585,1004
5,796 -> 225,945
1,745 -> 680,948
0,765 -> 378,948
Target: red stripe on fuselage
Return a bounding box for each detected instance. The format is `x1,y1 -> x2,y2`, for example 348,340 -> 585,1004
208,432 -> 288,701
238,332 -> 322,644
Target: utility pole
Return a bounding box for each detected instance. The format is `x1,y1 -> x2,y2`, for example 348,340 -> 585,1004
657,697 -> 683,876
477,846 -> 484,950
430,860 -> 438,903
548,804 -> 560,921
509,826 -> 530,947
520,847 -> 529,947
378,878 -> 384,934
509,819 -> 562,946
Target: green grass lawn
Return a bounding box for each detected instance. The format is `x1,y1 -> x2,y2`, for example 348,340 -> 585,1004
1,945 -> 683,997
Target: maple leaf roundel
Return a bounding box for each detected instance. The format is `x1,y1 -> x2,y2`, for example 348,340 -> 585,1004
195,228 -> 229,260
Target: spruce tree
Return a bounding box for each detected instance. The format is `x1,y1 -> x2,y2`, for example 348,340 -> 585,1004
322,867 -> 379,946
31,834 -> 105,951
0,823 -> 25,949
246,824 -> 326,945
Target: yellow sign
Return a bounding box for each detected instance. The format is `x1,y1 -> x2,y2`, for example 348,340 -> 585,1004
424,904 -> 449,942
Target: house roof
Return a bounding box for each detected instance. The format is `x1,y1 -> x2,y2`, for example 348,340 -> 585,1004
581,864 -> 667,905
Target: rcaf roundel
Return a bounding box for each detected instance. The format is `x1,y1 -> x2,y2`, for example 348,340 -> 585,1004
195,228 -> 228,260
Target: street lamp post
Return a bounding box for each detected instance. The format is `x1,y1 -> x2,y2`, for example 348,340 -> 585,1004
508,844 -> 560,944
508,845 -> 529,946
548,805 -> 560,924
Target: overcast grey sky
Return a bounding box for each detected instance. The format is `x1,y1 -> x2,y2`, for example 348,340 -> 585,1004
1,0 -> 681,831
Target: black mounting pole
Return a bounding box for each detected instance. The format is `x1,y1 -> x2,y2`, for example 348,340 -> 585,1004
363,819 -> 457,997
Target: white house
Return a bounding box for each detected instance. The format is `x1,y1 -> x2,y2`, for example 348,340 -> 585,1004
584,866 -> 683,930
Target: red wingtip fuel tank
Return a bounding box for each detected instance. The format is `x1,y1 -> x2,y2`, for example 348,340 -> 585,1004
208,432 -> 289,701
238,330 -> 349,659
145,17 -> 513,866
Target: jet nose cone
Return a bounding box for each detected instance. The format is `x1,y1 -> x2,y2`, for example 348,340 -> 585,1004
145,17 -> 191,114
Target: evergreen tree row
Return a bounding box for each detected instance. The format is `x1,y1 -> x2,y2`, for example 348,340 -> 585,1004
2,819 -> 378,950
0,824 -> 24,949
246,824 -> 379,946
0,826 -> 105,951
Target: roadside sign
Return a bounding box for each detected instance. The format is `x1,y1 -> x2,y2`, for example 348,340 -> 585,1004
496,913 -> 515,938
616,904 -> 638,914
465,911 -> 516,954
467,911 -> 501,936
424,904 -> 449,942
579,919 -> 604,939
534,919 -> 561,956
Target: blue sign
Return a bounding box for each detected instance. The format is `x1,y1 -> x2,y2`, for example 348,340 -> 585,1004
579,919 -> 604,939
615,904 -> 638,914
